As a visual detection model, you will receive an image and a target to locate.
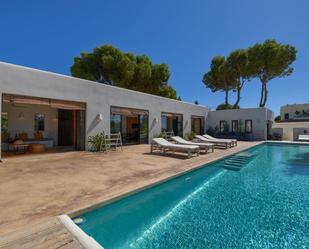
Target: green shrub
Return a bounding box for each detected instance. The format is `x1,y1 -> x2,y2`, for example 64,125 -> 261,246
216,103 -> 233,110
223,121 -> 230,133
153,132 -> 165,138
88,132 -> 106,152
186,131 -> 196,141
274,115 -> 281,122
207,126 -> 217,136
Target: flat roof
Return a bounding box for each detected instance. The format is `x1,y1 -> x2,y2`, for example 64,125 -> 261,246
0,61 -> 210,110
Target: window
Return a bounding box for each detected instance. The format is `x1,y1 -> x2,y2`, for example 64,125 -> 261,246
111,114 -> 122,133
219,120 -> 226,133
284,113 -> 289,120
245,120 -> 252,133
1,112 -> 8,133
161,113 -> 183,136
161,116 -> 168,132
34,113 -> 45,131
232,120 -> 238,133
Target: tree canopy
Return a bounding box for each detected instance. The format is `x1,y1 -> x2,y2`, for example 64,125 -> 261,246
71,45 -> 179,100
202,39 -> 297,109
248,39 -> 297,107
202,56 -> 237,107
227,49 -> 252,108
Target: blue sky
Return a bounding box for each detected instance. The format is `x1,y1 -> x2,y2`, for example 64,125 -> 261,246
1,0 -> 308,115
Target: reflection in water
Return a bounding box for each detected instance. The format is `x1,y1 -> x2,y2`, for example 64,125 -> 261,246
282,152 -> 309,176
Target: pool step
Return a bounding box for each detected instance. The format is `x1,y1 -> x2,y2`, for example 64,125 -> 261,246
223,152 -> 257,171
223,165 -> 242,171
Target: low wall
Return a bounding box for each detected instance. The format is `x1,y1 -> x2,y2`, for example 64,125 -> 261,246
272,121 -> 309,141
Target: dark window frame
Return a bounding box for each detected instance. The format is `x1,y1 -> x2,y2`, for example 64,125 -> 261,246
161,113 -> 183,136
34,113 -> 45,132
191,116 -> 205,135
219,120 -> 225,133
245,120 -> 253,133
284,113 -> 289,120
232,120 -> 239,133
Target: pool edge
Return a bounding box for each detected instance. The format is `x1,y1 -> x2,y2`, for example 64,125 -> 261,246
58,214 -> 104,249
67,141 -> 265,219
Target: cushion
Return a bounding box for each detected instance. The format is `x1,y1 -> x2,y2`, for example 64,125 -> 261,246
13,139 -> 24,145
19,132 -> 28,141
34,132 -> 44,140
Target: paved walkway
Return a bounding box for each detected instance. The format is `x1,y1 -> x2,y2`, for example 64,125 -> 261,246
0,141 -> 262,248
0,218 -> 83,249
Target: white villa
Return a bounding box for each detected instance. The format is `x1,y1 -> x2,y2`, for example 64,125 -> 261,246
0,61 -> 275,159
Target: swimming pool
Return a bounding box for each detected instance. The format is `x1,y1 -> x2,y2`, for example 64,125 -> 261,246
76,143 -> 309,248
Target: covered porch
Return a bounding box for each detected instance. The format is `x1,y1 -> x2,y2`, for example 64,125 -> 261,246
1,94 -> 86,158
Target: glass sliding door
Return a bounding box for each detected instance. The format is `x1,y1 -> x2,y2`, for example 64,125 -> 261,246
111,114 -> 122,133
110,107 -> 149,144
139,114 -> 148,144
161,116 -> 168,132
161,113 -> 183,136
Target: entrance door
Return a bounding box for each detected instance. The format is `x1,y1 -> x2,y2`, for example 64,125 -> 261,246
126,116 -> 139,144
172,117 -> 179,136
58,110 -> 74,146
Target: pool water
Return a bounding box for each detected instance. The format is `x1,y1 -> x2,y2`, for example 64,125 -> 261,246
78,143 -> 309,249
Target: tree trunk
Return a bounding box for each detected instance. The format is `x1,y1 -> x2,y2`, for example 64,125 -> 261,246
259,80 -> 267,107
259,83 -> 264,107
225,88 -> 229,105
261,83 -> 268,107
233,87 -> 240,108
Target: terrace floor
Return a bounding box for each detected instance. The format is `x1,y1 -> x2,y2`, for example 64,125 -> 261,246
0,141 -> 262,248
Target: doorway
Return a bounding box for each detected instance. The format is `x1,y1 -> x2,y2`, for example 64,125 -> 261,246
191,116 -> 205,135
110,107 -> 149,144
58,109 -> 85,149
161,113 -> 183,136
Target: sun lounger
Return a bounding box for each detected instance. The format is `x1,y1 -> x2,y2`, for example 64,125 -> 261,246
298,135 -> 309,141
151,138 -> 200,158
171,136 -> 214,153
195,135 -> 232,149
203,134 -> 237,147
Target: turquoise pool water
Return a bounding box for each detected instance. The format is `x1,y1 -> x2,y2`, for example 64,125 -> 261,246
77,143 -> 309,248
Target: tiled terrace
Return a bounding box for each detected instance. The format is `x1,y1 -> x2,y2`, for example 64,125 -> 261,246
0,141 -> 262,248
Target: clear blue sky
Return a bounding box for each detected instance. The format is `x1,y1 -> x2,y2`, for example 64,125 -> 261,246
1,0 -> 308,115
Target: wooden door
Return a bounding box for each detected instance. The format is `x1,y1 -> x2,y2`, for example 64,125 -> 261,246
58,110 -> 74,146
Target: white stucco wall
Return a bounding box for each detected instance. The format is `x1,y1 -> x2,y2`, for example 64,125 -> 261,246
272,121 -> 309,140
0,61 -> 210,155
280,104 -> 309,120
206,108 -> 274,140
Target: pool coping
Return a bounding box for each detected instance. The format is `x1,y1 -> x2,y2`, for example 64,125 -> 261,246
266,140 -> 309,145
58,215 -> 104,249
66,142 -> 265,219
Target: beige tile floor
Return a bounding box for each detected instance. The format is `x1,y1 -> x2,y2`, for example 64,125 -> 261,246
0,141 -> 262,248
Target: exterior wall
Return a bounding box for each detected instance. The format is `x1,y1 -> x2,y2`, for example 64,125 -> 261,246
206,108 -> 274,140
272,121 -> 309,140
0,62 -> 210,154
280,104 -> 309,121
293,127 -> 309,141
271,127 -> 283,138
2,102 -> 58,145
